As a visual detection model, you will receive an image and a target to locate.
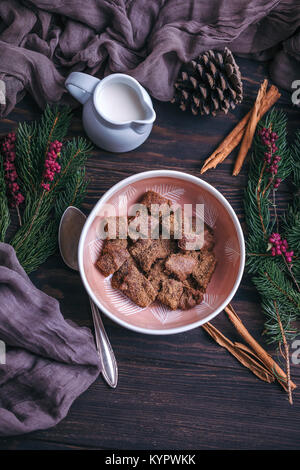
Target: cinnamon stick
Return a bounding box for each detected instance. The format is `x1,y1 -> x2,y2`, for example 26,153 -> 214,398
200,83 -> 281,174
202,322 -> 275,383
200,112 -> 252,174
202,304 -> 296,398
224,304 -> 297,392
232,79 -> 268,176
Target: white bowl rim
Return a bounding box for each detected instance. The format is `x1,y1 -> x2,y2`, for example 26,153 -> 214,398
78,170 -> 245,335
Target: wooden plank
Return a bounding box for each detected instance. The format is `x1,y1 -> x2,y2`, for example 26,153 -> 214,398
1,359 -> 298,450
0,56 -> 299,450
0,438 -> 97,450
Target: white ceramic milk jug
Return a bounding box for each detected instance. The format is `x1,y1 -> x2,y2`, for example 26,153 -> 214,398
65,72 -> 156,152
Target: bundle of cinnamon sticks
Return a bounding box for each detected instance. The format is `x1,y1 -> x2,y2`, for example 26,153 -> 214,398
202,304 -> 296,404
200,79 -> 281,175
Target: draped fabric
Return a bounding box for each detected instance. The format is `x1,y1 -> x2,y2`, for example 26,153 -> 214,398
0,1 -> 299,114
0,243 -> 100,436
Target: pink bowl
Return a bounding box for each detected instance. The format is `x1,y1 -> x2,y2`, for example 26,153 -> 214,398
78,170 -> 245,335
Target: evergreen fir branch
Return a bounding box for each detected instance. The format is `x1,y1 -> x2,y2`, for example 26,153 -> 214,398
11,175 -> 89,274
7,106 -> 91,273
50,137 -> 92,193
244,109 -> 290,248
291,259 -> 300,284
34,105 -> 72,178
54,168 -> 89,220
15,120 -> 38,193
14,219 -> 58,273
15,105 -> 72,194
262,298 -> 298,344
252,259 -> 300,313
11,194 -> 54,254
283,204 -> 300,254
273,299 -> 294,405
0,154 -> 10,242
15,136 -> 92,233
244,178 -> 271,247
246,249 -> 285,274
244,109 -> 300,350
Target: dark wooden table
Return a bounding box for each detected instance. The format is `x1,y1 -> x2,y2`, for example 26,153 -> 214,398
0,58 -> 299,450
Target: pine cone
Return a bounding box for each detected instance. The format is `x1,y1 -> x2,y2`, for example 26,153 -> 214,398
171,48 -> 243,116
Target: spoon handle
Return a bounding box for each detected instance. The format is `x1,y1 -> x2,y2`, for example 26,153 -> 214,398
89,297 -> 118,388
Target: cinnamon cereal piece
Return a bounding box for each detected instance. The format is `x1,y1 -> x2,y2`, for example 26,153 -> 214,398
157,279 -> 183,310
165,253 -> 197,281
192,250 -> 216,289
112,259 -> 157,307
96,239 -> 129,277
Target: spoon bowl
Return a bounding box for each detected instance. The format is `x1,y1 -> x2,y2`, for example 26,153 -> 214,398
59,206 -> 86,271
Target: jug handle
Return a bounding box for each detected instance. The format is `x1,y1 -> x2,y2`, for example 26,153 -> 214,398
65,72 -> 100,105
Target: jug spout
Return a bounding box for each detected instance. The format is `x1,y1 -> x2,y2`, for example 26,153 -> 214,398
131,121 -> 151,134
131,102 -> 156,134
65,72 -> 100,105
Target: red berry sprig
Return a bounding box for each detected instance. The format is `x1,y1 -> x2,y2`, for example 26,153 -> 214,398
258,127 -> 282,189
1,132 -> 24,207
41,140 -> 62,191
269,232 -> 294,264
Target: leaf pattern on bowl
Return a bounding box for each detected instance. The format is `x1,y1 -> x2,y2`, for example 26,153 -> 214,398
103,275 -> 145,316
113,194 -> 128,215
150,303 -> 183,324
197,194 -> 218,228
111,185 -> 137,215
88,238 -> 104,264
145,184 -> 184,204
224,239 -> 240,263
194,292 -> 218,313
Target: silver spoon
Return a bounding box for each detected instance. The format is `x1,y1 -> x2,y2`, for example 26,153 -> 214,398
59,206 -> 118,388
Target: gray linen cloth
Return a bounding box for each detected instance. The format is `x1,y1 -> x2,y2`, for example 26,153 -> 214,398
0,242 -> 101,436
0,0 -> 300,116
